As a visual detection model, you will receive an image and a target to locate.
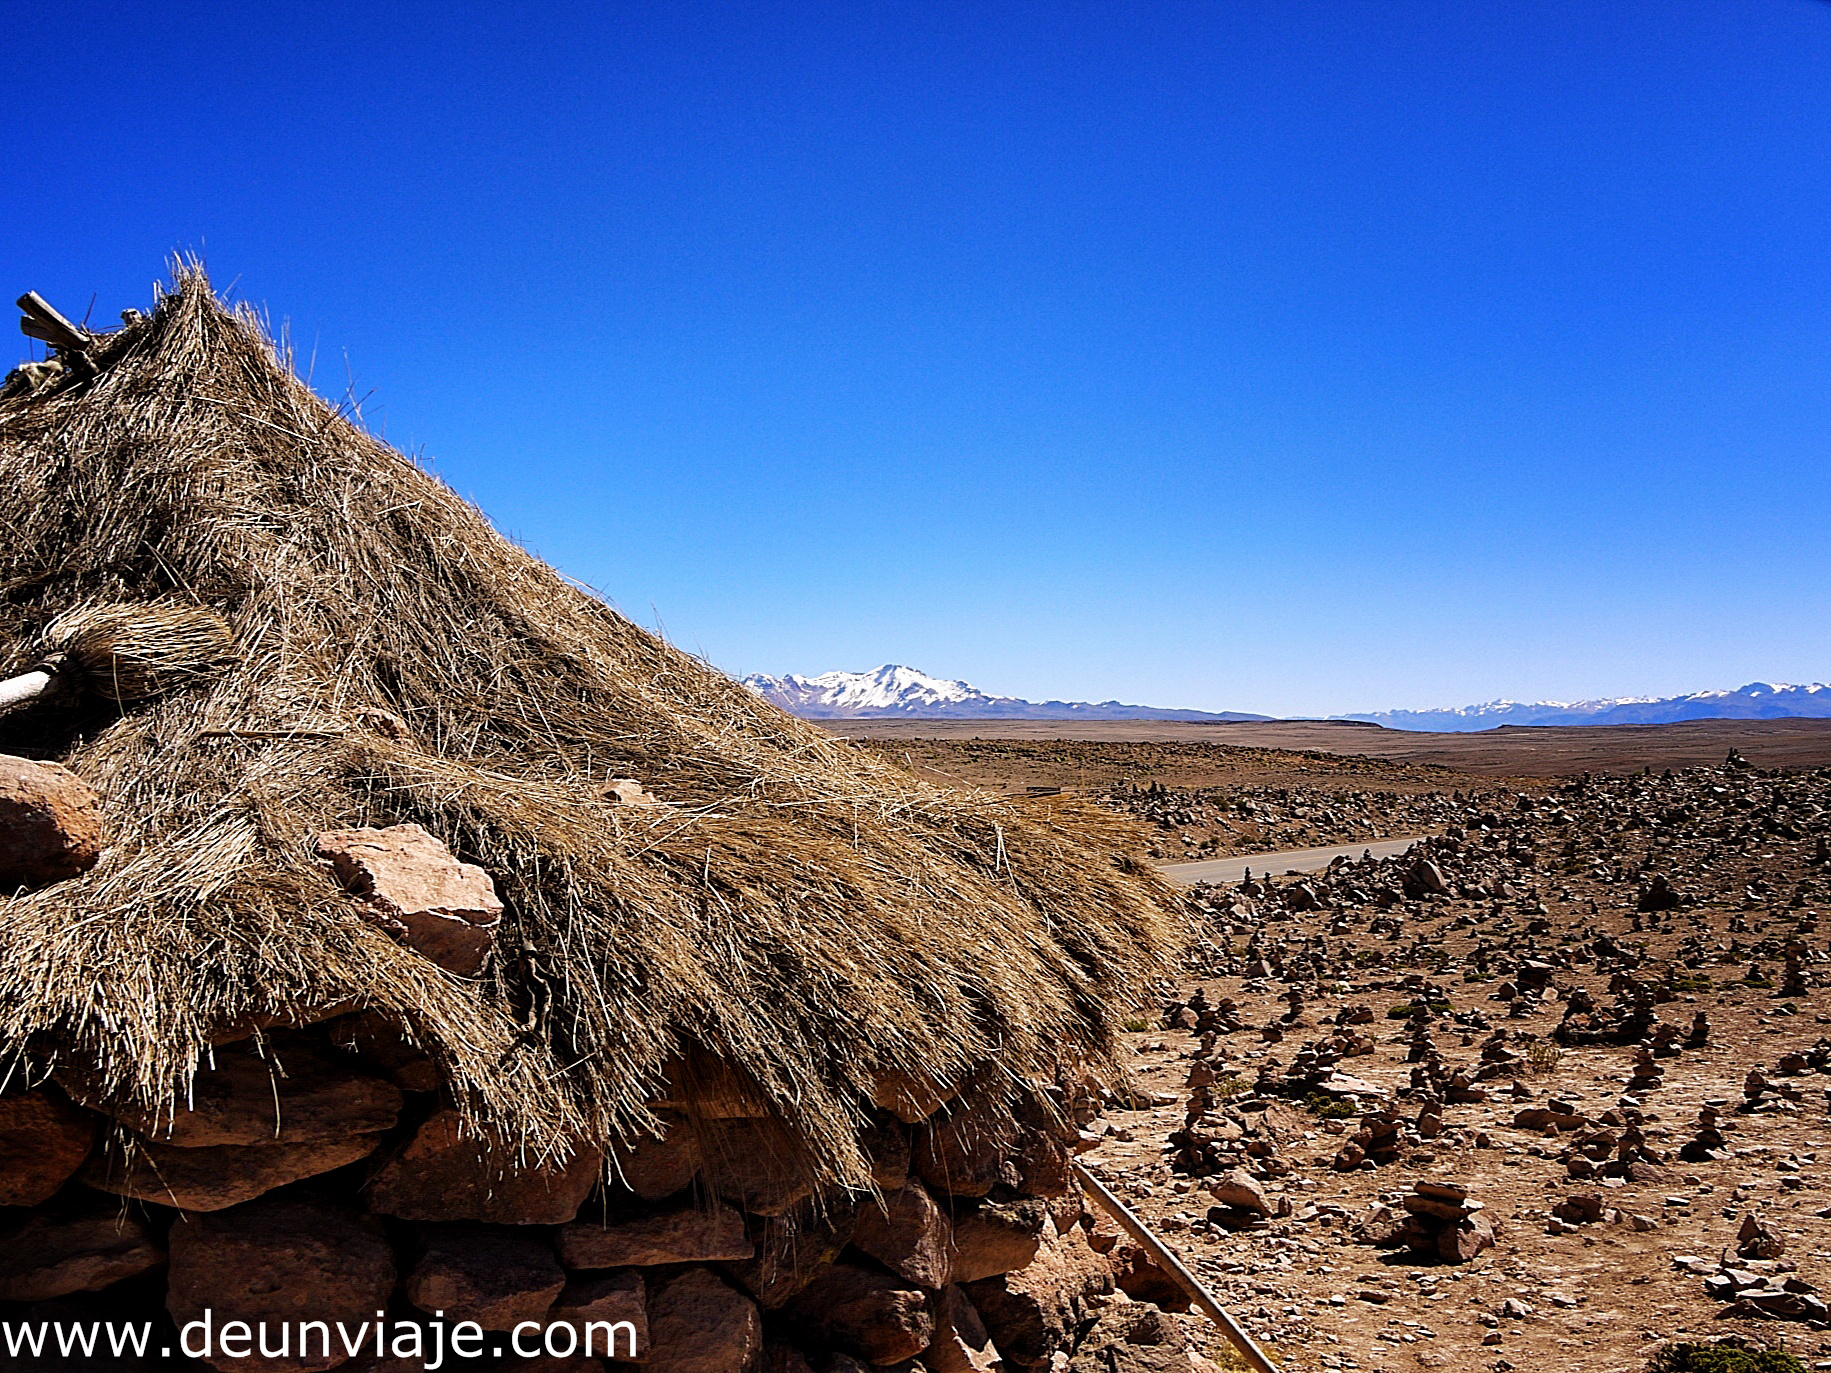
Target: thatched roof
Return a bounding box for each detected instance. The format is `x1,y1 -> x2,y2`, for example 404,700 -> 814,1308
0,268 -> 1183,1191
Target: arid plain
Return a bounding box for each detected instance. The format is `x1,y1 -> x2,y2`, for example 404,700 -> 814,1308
832,716 -> 1831,1373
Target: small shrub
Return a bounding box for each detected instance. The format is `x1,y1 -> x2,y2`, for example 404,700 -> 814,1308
1123,1017 -> 1149,1033
1387,1000 -> 1450,1018
1669,974 -> 1713,994
1527,1040 -> 1562,1075
1303,1092 -> 1359,1120
1651,1340 -> 1805,1373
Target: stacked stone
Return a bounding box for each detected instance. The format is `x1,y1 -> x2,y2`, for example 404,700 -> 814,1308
1625,1047 -> 1666,1095
1702,1261 -> 1829,1323
1471,1029 -> 1526,1082
1332,1110 -> 1405,1171
1,1020 -> 1121,1373
1168,1092 -> 1299,1183
1741,1065 -> 1808,1113
1679,1103 -> 1734,1163
1393,1182 -> 1494,1264
0,801 -> 1130,1373
1161,987 -> 1242,1037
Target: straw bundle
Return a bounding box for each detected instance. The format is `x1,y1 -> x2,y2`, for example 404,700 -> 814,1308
0,265 -> 1183,1190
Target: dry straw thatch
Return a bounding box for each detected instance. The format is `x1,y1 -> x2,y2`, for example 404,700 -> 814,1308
0,266 -> 1183,1192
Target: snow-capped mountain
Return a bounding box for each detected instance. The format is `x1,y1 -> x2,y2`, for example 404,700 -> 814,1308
741,665 -> 1269,722
1345,682 -> 1831,733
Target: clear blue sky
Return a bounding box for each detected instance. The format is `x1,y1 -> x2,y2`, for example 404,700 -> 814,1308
7,2 -> 1830,716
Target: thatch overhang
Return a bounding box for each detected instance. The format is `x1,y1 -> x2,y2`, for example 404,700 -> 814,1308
0,268 -> 1184,1193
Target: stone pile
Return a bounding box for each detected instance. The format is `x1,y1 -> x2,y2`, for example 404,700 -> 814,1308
1161,987 -> 1242,1036
1391,1181 -> 1495,1264
1701,1260 -> 1829,1323
1168,1088 -> 1301,1183
1332,1110 -> 1406,1170
1679,1104 -> 1735,1163
1547,1191 -> 1616,1233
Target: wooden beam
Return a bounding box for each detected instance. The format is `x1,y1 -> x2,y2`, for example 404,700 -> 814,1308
1073,1159 -> 1283,1373
17,292 -> 90,352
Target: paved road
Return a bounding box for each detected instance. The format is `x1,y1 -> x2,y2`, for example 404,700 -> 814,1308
1157,835 -> 1432,887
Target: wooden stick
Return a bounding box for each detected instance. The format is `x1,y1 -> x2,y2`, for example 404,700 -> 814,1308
18,292 -> 91,352
0,668 -> 53,716
1072,1159 -> 1282,1373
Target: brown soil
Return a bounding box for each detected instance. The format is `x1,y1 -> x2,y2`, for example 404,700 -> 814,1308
844,720 -> 1831,1373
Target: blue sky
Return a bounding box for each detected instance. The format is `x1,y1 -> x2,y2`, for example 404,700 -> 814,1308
7,2 -> 1829,716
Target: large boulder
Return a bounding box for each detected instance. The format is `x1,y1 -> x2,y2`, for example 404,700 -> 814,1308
913,1098 -> 1020,1198
166,1196 -> 396,1373
608,1112 -> 701,1200
0,1090 -> 98,1205
851,1178 -> 953,1289
781,1262 -> 934,1365
557,1201 -> 753,1268
314,824 -> 503,975
0,754 -> 103,889
70,1040 -> 401,1146
702,1120 -> 816,1216
1206,1170 -> 1269,1216
926,1283 -> 1003,1373
82,1133 -> 381,1210
871,1070 -> 958,1125
405,1223 -> 565,1329
950,1196 -> 1048,1283
721,1195 -> 859,1309
644,1268 -> 763,1373
325,1012 -> 442,1093
861,1113 -> 912,1190
962,1218 -> 1114,1369
366,1109 -> 600,1224
0,1201 -> 165,1302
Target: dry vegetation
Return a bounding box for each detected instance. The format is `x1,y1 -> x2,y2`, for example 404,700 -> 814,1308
0,270 -> 1183,1194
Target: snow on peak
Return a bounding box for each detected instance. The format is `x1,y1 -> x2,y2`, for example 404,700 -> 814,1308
743,665 -> 978,714
740,665 -> 1267,722
1345,682 -> 1831,732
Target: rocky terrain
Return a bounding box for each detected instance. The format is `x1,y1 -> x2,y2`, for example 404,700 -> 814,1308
1073,750 -> 1831,1373
1106,782 -> 1480,862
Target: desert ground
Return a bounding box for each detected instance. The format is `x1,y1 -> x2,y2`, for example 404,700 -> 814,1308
837,717 -> 1831,1373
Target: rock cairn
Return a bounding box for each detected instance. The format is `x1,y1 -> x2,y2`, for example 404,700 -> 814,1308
1392,1181 -> 1495,1264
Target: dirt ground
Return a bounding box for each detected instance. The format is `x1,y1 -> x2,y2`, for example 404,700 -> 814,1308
857,719 -> 1831,1373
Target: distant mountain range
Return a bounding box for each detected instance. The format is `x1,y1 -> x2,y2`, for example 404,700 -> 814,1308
743,666 -> 1831,732
1343,682 -> 1831,732
739,665 -> 1270,722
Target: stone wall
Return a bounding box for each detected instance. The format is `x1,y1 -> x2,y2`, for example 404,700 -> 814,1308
0,1021 -> 1169,1372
